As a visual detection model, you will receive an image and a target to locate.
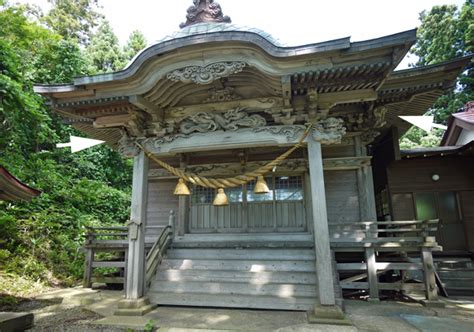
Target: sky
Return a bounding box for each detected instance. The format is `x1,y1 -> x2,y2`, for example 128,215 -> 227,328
16,0 -> 466,68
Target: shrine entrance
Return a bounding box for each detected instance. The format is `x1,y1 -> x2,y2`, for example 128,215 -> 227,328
189,174 -> 307,233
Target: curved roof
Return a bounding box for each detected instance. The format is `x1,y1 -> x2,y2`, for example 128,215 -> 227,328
0,166 -> 41,201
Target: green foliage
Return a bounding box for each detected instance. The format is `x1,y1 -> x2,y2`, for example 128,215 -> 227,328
0,1 -> 132,289
85,20 -> 124,74
403,1 -> 474,147
43,0 -> 103,46
123,30 -> 147,63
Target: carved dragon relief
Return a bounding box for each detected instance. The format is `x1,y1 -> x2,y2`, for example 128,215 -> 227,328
179,108 -> 266,134
252,125 -> 306,142
167,62 -> 247,85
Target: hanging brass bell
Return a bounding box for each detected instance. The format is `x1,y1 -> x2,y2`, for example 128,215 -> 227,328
174,178 -> 191,196
213,188 -> 229,206
254,176 -> 270,194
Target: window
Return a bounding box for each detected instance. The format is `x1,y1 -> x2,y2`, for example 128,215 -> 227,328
191,186 -> 243,204
191,175 -> 304,204
275,176 -> 303,201
247,176 -> 273,202
414,191 -> 459,222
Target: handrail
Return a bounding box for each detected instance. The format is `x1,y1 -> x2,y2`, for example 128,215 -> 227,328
145,210 -> 176,288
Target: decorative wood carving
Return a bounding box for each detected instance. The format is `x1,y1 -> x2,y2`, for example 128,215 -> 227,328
342,106 -> 388,131
252,125 -> 306,142
180,0 -> 231,29
147,157 -> 371,179
167,62 -> 246,85
179,107 -> 266,134
312,117 -> 347,145
205,87 -> 242,103
118,131 -> 140,157
127,111 -> 147,137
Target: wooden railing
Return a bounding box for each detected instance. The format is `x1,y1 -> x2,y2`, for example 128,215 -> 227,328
329,219 -> 441,302
83,226 -> 128,287
145,211 -> 175,288
83,211 -> 176,289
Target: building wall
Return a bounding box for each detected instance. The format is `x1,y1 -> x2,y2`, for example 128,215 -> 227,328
143,144 -> 365,236
387,156 -> 474,252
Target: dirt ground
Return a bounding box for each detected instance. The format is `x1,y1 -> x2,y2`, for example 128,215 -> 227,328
2,287 -> 474,331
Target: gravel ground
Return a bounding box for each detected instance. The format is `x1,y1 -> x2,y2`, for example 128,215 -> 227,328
1,290 -> 127,331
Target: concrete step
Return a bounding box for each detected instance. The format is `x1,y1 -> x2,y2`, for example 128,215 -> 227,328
151,280 -> 317,297
155,269 -> 318,284
148,292 -> 315,311
166,248 -> 316,261
437,269 -> 474,278
161,259 -> 316,272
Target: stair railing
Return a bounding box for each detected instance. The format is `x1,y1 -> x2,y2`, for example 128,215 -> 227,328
145,210 -> 175,289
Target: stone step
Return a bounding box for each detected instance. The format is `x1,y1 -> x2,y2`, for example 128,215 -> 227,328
166,248 -> 316,261
148,292 -> 315,311
151,280 -> 317,297
156,269 -> 318,284
161,259 -> 316,272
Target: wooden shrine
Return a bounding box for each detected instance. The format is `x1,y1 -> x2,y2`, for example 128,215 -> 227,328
35,0 -> 471,323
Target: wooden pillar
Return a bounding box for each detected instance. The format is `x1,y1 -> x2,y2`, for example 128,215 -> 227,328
307,139 -> 336,306
125,151 -> 149,300
355,136 -> 377,222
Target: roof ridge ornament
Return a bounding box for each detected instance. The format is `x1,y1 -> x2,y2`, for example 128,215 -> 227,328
180,0 -> 231,29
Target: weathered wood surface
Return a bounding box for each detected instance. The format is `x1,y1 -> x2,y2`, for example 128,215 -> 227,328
308,139 -> 336,306
149,246 -> 341,311
332,219 -> 441,302
125,151 -> 149,300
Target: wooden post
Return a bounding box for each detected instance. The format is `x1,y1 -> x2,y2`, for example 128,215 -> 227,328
365,247 -> 379,301
307,138 -> 336,306
421,247 -> 438,302
355,136 -> 377,222
83,248 -> 93,288
125,151 -> 149,300
83,232 -> 94,288
169,210 -> 176,242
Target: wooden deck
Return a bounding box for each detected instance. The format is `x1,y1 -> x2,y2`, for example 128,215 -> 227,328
83,218 -> 442,305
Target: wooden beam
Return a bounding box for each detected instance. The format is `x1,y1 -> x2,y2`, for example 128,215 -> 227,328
318,89 -> 377,108
93,114 -> 131,128
129,95 -> 163,121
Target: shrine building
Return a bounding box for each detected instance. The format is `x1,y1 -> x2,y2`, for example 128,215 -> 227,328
34,0 -> 472,324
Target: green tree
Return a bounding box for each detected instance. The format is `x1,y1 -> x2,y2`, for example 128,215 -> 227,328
402,2 -> 473,147
43,0 -> 103,46
85,20 -> 124,74
0,1 -> 131,293
123,30 -> 147,63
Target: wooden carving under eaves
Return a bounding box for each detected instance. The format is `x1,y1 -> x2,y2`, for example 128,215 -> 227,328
180,0 -> 231,28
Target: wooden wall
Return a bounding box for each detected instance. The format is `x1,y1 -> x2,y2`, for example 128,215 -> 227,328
388,156 -> 474,252
143,142 -> 365,236
146,179 -> 179,237
324,170 -> 361,224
